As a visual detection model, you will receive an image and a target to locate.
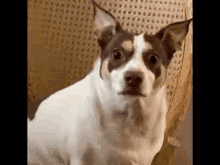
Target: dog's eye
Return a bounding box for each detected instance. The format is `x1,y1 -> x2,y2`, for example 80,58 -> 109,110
112,49 -> 124,61
148,53 -> 158,64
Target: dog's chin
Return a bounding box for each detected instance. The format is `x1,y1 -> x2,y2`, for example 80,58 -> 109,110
117,90 -> 146,97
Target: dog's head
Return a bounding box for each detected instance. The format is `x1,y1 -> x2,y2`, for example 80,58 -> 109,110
92,1 -> 192,99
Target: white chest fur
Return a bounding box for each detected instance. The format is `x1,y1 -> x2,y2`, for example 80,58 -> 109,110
28,59 -> 168,165
85,59 -> 168,164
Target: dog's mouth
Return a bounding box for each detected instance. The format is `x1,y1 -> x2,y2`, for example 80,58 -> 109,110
117,90 -> 146,97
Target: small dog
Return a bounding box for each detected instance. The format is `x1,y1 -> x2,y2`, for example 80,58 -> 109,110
28,1 -> 192,164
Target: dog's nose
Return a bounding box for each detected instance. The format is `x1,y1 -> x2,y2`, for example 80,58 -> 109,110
124,71 -> 143,87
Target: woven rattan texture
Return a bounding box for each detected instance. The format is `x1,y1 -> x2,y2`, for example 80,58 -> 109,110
28,0 -> 192,117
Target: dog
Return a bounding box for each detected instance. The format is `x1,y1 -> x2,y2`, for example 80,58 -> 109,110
28,1 -> 192,164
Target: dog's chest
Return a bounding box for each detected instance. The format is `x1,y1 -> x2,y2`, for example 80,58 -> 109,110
97,98 -> 165,153
94,118 -> 164,165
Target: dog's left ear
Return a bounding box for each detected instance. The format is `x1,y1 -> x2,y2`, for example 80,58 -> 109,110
92,0 -> 121,49
155,18 -> 193,60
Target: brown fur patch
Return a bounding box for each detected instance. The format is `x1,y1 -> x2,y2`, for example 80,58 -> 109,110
142,41 -> 153,52
153,65 -> 166,89
82,147 -> 95,165
121,40 -> 133,52
101,59 -> 109,78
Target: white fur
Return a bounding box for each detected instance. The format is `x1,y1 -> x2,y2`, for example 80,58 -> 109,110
28,54 -> 168,164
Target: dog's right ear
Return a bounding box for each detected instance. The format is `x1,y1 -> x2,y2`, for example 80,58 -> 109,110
155,18 -> 192,61
92,0 -> 121,49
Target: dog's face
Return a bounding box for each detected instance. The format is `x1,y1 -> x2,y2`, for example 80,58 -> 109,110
92,1 -> 192,99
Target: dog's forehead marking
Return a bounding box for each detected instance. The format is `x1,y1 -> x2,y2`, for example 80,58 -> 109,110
121,40 -> 133,52
134,33 -> 153,56
122,33 -> 154,73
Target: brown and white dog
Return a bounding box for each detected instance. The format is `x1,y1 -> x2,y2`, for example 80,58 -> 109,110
28,1 -> 192,164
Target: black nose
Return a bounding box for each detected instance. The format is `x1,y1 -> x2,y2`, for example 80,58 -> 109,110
124,71 -> 143,87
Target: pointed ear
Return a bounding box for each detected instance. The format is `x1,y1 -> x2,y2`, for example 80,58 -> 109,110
92,1 -> 121,48
155,18 -> 193,60
92,0 -> 120,34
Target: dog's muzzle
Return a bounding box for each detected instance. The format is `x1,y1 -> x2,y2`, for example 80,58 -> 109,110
124,71 -> 143,87
118,71 -> 146,97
